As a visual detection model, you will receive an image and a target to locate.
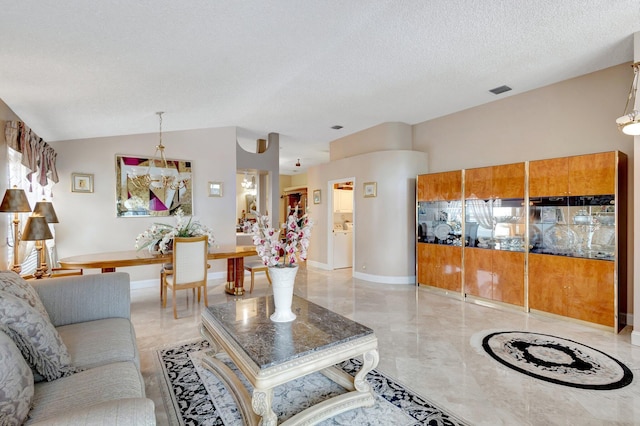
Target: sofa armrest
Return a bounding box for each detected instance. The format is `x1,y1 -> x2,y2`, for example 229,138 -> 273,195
27,397 -> 156,425
31,272 -> 131,327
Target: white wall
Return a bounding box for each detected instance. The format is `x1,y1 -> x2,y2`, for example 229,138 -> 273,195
631,32 -> 640,345
306,150 -> 428,283
49,126 -> 237,281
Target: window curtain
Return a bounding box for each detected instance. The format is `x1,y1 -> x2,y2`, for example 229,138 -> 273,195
4,121 -> 59,273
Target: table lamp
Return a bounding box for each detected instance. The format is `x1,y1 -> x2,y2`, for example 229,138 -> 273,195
33,200 -> 59,275
21,215 -> 53,279
0,187 -> 32,273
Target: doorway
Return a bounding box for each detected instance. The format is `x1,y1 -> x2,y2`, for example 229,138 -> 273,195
328,178 -> 355,270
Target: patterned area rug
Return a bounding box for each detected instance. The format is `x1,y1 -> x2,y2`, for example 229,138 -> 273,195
477,331 -> 633,390
156,339 -> 469,426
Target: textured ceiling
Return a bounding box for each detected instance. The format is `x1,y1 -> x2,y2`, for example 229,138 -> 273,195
1,1 -> 639,174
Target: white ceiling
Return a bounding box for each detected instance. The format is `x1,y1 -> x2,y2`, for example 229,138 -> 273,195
1,1 -> 639,174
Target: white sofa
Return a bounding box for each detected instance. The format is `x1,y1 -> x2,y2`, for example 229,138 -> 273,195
0,272 -> 155,425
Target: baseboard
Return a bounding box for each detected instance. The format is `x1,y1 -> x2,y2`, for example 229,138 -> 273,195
631,330 -> 640,347
131,271 -> 227,290
306,260 -> 331,270
352,271 -> 415,285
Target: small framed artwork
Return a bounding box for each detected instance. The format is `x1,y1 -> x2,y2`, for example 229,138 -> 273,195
208,181 -> 223,197
313,189 -> 321,204
363,181 -> 377,198
71,173 -> 94,193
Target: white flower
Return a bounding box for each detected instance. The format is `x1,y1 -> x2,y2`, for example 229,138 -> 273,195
251,209 -> 313,267
135,207 -> 215,253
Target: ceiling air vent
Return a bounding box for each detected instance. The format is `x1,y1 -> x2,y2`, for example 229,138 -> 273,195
489,85 -> 512,95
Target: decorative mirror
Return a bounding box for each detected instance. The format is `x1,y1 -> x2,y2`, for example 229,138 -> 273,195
115,154 -> 193,217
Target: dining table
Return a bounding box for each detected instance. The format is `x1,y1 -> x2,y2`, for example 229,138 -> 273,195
58,245 -> 258,296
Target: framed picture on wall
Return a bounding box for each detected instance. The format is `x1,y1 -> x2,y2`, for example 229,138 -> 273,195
71,173 -> 94,193
115,154 -> 193,217
208,181 -> 223,197
313,189 -> 321,204
363,181 -> 377,198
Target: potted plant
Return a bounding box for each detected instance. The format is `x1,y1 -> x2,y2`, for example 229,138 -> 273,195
251,208 -> 313,322
135,207 -> 215,254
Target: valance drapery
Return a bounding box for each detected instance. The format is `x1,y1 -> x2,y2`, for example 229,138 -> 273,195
4,121 -> 59,189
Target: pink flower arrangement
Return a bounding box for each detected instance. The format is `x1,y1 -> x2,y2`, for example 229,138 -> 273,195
252,209 -> 313,267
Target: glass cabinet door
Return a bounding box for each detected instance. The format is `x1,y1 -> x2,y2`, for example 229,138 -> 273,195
464,198 -> 526,251
529,195 -> 615,260
418,200 -> 463,246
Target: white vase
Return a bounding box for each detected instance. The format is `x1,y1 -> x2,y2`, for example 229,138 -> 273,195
268,265 -> 298,322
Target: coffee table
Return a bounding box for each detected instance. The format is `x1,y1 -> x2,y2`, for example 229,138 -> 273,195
200,295 -> 379,425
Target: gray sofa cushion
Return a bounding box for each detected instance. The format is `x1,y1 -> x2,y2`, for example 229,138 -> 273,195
0,271 -> 50,321
28,362 -> 146,424
57,318 -> 140,370
0,332 -> 34,426
0,291 -> 75,381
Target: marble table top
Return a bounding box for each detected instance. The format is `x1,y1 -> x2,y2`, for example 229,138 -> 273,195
204,295 -> 374,369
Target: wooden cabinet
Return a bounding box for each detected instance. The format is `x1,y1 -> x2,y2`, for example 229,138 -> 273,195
333,189 -> 353,212
529,157 -> 568,197
464,248 -> 524,306
418,171 -> 461,201
417,243 -> 461,292
529,152 -> 616,197
493,163 -> 525,198
569,151 -> 616,195
465,163 -> 525,199
529,254 -> 615,327
416,151 -> 625,331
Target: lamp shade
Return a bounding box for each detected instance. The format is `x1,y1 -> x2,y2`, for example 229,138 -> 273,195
622,121 -> 640,136
0,188 -> 31,213
21,215 -> 53,241
33,201 -> 59,223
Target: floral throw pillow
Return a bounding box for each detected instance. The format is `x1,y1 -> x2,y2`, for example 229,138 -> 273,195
0,331 -> 34,426
0,271 -> 50,321
0,291 -> 75,381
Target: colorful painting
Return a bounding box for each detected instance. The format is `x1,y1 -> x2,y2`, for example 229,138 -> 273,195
115,154 -> 193,217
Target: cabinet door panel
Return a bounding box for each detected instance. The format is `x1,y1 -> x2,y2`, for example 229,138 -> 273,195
439,245 -> 462,292
441,171 -> 462,201
569,152 -> 615,196
568,259 -> 615,327
420,174 -> 440,201
492,250 -> 525,306
417,175 -> 428,201
528,254 -> 568,316
417,243 -> 430,285
529,157 -> 569,197
465,167 -> 492,200
463,248 -> 492,299
493,163 -> 525,199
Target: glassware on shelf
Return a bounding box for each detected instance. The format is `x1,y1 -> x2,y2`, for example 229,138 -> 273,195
543,225 -> 578,254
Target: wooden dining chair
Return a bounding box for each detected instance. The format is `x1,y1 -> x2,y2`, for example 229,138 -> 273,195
161,235 -> 208,319
244,258 -> 271,293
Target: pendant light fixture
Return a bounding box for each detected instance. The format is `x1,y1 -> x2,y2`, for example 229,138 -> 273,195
616,62 -> 640,136
128,112 -> 190,190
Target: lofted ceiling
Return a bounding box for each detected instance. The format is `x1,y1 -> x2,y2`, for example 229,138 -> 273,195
1,1 -> 639,174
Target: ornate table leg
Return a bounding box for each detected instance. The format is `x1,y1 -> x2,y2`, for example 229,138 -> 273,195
252,388 -> 277,426
354,349 -> 379,393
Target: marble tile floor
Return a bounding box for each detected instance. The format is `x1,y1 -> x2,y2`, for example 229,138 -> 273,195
131,265 -> 640,425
